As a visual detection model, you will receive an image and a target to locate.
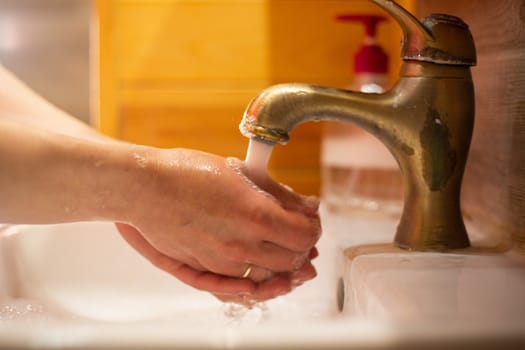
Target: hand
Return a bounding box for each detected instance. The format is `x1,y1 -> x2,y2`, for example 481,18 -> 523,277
117,223 -> 318,304
212,247 -> 319,305
117,148 -> 321,303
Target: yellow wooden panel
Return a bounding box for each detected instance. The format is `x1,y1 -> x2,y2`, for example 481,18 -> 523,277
121,105 -> 321,195
119,87 -> 262,106
93,0 -> 118,135
120,104 -> 248,157
112,0 -> 268,83
117,88 -> 257,157
94,0 -> 415,195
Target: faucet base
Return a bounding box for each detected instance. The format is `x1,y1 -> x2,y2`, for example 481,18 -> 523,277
394,204 -> 471,251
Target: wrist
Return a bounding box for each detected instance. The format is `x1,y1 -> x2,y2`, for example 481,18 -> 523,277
24,133 -> 160,225
82,142 -> 160,225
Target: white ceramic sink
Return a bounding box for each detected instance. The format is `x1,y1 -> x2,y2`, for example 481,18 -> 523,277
0,221 -> 338,323
1,207 -> 525,349
342,251 -> 525,322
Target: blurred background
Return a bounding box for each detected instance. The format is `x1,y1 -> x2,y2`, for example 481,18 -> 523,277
0,0 -> 407,195
0,0 -> 407,196
0,0 -> 91,123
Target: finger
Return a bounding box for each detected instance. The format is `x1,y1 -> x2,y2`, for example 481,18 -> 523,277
238,263 -> 274,283
248,241 -> 309,271
232,163 -> 322,252
193,246 -> 276,282
165,263 -> 256,295
246,203 -> 322,252
115,222 -> 206,271
250,274 -> 292,301
114,222 -> 256,295
264,182 -> 320,218
213,275 -> 293,305
309,246 -> 319,260
241,165 -> 320,217
193,216 -> 319,275
200,237 -> 309,274
289,260 -> 317,287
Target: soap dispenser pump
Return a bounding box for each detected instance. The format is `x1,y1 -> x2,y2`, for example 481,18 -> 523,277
321,14 -> 403,221
337,14 -> 389,92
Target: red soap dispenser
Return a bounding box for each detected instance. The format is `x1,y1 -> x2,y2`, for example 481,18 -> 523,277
337,14 -> 389,91
321,14 -> 403,221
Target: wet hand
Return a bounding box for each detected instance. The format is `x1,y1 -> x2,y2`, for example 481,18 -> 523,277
117,148 -> 322,303
212,247 -> 319,306
116,223 -> 318,304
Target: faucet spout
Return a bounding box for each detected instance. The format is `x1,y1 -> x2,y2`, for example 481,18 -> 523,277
240,83 -> 388,145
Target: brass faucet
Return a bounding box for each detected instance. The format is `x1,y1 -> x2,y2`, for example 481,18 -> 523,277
239,0 -> 477,251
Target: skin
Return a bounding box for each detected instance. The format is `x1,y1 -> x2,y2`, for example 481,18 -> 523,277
0,65 -> 322,305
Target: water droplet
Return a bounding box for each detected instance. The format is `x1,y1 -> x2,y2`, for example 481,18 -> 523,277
132,152 -> 148,169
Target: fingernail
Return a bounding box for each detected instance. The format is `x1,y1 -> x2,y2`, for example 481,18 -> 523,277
291,279 -> 304,288
293,263 -> 317,280
309,247 -> 319,259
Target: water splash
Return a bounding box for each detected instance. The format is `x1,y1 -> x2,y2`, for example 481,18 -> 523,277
0,299 -> 47,322
221,301 -> 268,325
132,152 -> 148,168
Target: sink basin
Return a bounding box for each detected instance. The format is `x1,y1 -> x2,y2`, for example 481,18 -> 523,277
1,208 -> 525,349
341,250 -> 525,322
0,221 -> 338,323
4,222 -> 226,322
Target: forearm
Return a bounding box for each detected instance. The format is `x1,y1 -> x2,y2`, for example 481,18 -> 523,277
0,118 -> 147,224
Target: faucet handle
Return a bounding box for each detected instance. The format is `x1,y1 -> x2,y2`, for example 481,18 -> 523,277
371,0 -> 476,66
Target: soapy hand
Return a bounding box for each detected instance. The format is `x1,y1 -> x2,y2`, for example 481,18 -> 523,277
116,148 -> 321,304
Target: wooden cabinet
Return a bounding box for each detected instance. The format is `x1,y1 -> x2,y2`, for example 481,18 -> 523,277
94,0 -> 412,195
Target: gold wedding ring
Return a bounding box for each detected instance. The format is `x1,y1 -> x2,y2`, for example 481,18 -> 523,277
241,264 -> 253,279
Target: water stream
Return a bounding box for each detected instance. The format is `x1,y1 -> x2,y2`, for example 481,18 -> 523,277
222,139 -> 275,321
